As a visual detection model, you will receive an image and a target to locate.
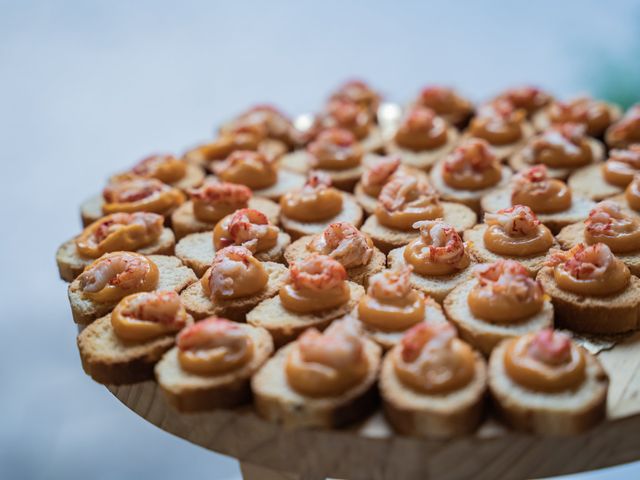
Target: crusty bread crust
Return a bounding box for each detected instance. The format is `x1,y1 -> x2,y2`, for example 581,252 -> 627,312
279,194 -> 363,241
480,187 -> 595,234
556,222 -> 640,276
380,345 -> 487,437
283,235 -> 386,286
568,163 -> 625,201
251,338 -> 381,428
179,262 -> 288,321
387,246 -> 476,303
246,282 -> 365,347
351,296 -> 447,350
430,162 -> 512,213
488,337 -> 608,435
156,324 -> 273,412
463,224 -> 557,276
537,266 -> 640,334
361,202 -> 477,254
56,227 -> 175,282
77,313 -> 191,385
176,231 -> 290,278
171,198 -> 280,240
443,278 -> 554,356
509,137 -> 605,180
68,255 -> 197,325
385,127 -> 459,171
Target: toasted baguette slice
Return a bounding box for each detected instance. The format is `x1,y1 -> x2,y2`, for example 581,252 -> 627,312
351,296 -> 447,350
537,266 -> 640,334
251,338 -> 381,428
509,137 -> 604,180
463,224 -> 557,276
387,246 -> 476,303
385,127 -> 459,171
156,324 -> 273,412
488,337 -> 608,435
361,202 -> 477,254
176,231 -> 290,277
443,278 -> 554,356
480,187 -> 595,233
430,162 -> 512,213
171,199 -> 280,240
80,193 -> 183,227
280,194 -> 363,240
568,163 -> 625,201
171,162 -> 206,191
68,255 -> 197,325
77,313 -> 192,385
283,235 -> 385,286
56,228 -> 175,282
380,344 -> 487,437
179,262 -> 287,321
278,149 -> 364,191
459,123 -> 534,162
246,282 -> 365,347
556,222 -> 640,276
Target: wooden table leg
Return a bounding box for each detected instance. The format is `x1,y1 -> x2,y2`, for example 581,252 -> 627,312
239,461 -> 328,480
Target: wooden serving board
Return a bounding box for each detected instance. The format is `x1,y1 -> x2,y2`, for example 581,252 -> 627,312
108,331 -> 640,480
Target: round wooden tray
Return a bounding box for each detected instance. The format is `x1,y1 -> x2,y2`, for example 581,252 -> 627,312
108,331 -> 640,480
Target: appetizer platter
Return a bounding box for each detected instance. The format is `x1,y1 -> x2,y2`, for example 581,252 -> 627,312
57,81 -> 640,480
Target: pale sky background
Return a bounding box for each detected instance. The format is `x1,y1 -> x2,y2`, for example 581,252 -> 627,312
0,1 -> 639,479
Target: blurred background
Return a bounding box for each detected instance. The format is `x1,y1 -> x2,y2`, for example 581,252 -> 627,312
1,1 -> 639,479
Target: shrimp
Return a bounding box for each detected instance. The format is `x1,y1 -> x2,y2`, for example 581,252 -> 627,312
325,98 -> 370,129
484,205 -> 541,236
512,165 -> 550,192
89,212 -> 163,246
531,123 -> 585,157
585,201 -> 638,236
103,178 -> 166,204
177,317 -> 250,364
400,322 -> 456,363
378,175 -> 437,212
367,265 -> 413,300
546,243 -> 614,280
499,86 -> 549,110
361,155 -> 401,188
188,180 -> 252,204
131,154 -> 174,177
298,319 -> 363,370
317,222 -> 373,268
444,138 -> 496,173
402,106 -> 437,132
477,98 -> 524,122
78,252 -> 152,293
209,246 -> 255,298
212,150 -> 273,176
121,290 -> 185,326
226,208 -> 278,251
549,97 -> 595,124
301,170 -> 333,192
331,79 -> 379,110
412,220 -> 466,265
527,328 -> 572,365
474,260 -> 542,301
289,254 -> 347,291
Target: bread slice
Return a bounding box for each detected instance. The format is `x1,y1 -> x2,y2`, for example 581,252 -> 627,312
488,337 -> 608,435
430,162 -> 512,213
352,296 -> 448,350
608,193 -> 640,216
361,202 -> 477,254
568,163 -> 625,201
463,224 -> 557,276
246,281 -> 365,347
279,193 -> 363,240
460,123 -> 535,162
443,279 -> 554,356
278,150 -> 364,191
380,345 -> 487,437
171,198 -> 280,240
251,338 -> 381,428
480,187 -> 595,234
387,246 -> 476,303
251,169 -> 306,201
156,324 -> 273,412
179,261 -> 287,321
283,235 -> 386,286
556,222 -> 640,276
56,228 -> 176,282
508,137 -> 605,180
537,266 -> 640,334
68,255 -> 197,325
384,127 -> 459,171
175,231 -> 290,277
77,313 -> 192,385
171,162 -> 206,191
